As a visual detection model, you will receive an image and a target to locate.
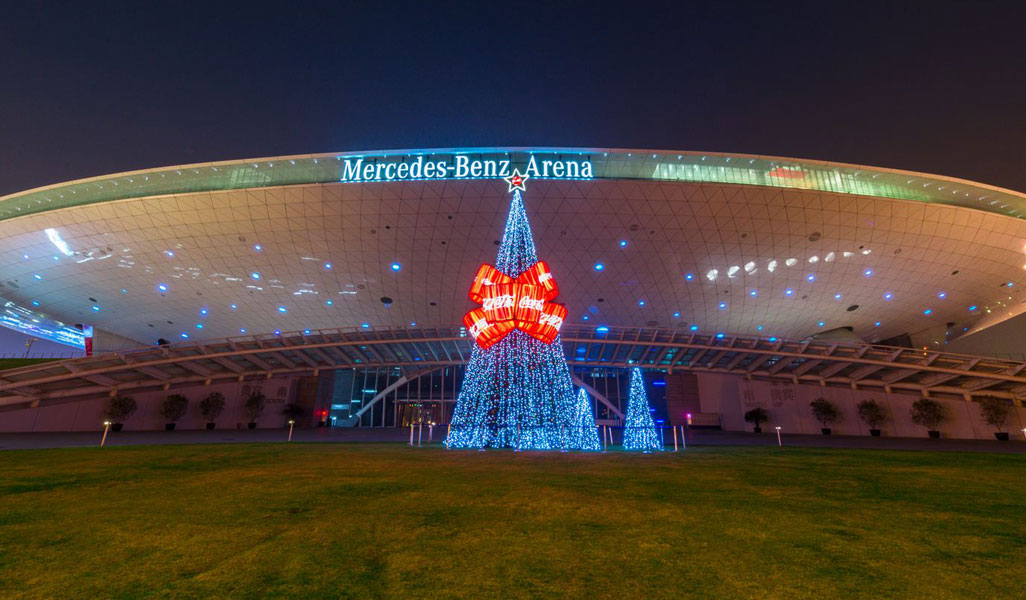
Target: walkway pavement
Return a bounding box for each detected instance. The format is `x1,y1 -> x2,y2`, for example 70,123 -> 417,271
1,427 -> 1023,453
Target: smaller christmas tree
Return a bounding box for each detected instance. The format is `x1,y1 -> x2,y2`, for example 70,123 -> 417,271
623,368 -> 661,451
567,389 -> 601,451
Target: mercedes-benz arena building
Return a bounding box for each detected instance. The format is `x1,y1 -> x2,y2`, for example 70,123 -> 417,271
1,147 -> 1025,438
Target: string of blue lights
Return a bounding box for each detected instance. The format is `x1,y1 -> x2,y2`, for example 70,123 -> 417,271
568,388 -> 601,451
623,367 -> 661,452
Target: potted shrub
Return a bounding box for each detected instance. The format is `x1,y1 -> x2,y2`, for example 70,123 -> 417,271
244,391 -> 266,429
160,394 -> 188,431
809,398 -> 839,434
200,391 -> 226,430
978,397 -> 1011,441
282,402 -> 305,424
105,395 -> 137,431
856,399 -> 886,436
743,407 -> 768,433
910,398 -> 945,438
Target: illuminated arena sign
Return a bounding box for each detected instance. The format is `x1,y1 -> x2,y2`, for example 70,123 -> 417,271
340,152 -> 593,183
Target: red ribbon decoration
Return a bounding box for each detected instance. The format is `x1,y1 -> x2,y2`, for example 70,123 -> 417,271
463,261 -> 567,349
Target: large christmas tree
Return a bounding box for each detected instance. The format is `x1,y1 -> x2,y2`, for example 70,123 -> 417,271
446,181 -> 580,450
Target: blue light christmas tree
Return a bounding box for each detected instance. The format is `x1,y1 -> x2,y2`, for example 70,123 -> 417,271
568,388 -> 602,451
446,188 -> 578,450
623,368 -> 661,451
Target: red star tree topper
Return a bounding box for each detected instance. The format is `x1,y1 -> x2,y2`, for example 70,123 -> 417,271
503,168 -> 529,192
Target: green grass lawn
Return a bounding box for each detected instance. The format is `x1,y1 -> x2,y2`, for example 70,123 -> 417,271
1,444 -> 1023,599
0,358 -> 60,371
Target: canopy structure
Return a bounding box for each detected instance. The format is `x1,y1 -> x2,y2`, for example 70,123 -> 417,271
2,325 -> 1025,411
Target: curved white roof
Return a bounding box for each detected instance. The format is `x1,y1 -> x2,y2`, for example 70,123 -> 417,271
0,148 -> 1023,352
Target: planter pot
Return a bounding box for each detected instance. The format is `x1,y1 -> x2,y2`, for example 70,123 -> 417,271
111,423 -> 123,432
165,423 -> 176,431
248,422 -> 257,429
928,430 -> 940,439
821,428 -> 832,435
752,426 -> 762,433
869,429 -> 881,437
206,422 -> 216,430
995,432 -> 1009,441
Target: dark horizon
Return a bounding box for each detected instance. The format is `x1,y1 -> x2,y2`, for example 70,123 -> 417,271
2,1 -> 1024,195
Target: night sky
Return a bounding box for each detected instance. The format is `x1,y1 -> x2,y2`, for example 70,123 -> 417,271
2,2 -> 1024,196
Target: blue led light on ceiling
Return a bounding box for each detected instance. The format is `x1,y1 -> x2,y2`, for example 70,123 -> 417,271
31,300 -> 39,306
157,283 -> 168,292
884,292 -> 893,300
391,262 -> 401,271
638,300 -> 645,306
410,322 -> 416,327
361,322 -> 370,329
32,274 -> 42,280
684,273 -> 695,281
619,240 -> 628,248
303,329 -> 311,335
180,333 -> 189,338
166,250 -> 175,257
200,308 -> 208,316
196,323 -> 203,329
1009,282 -> 1015,287
817,321 -> 825,327
325,300 -> 333,305
938,292 -> 946,299
749,289 -> 758,297
756,325 -> 764,331
689,325 -> 699,331
274,329 -> 281,335
807,274 -> 816,282
875,321 -> 882,327
230,304 -> 237,310
924,309 -> 932,315
325,262 -> 332,270
718,302 -> 727,309
240,328 -> 247,334
716,333 -> 725,339
969,305 -> 978,311
254,244 -> 262,251
21,254 -> 28,260
834,293 -> 843,300
277,306 -> 287,313
251,272 -> 261,280
582,315 -> 590,321
784,288 -> 794,296
594,263 -> 604,271
864,269 -> 874,277
91,305 -> 100,311
769,337 -> 778,342
121,288 -> 127,294
596,326 -> 609,334
673,312 -> 681,318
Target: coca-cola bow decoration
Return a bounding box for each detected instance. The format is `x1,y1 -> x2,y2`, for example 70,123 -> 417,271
462,261 -> 567,349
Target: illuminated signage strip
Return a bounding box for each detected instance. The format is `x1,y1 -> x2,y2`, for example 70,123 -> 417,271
340,153 -> 593,183
4,148 -> 1022,223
